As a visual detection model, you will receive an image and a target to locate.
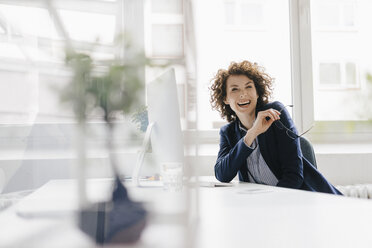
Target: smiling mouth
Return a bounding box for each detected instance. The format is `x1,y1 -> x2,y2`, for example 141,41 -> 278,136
238,100 -> 251,107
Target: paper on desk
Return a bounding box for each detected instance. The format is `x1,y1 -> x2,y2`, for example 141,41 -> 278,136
237,188 -> 273,194
198,182 -> 233,187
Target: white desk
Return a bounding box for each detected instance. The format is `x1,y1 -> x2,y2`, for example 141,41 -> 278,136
1,178 -> 372,248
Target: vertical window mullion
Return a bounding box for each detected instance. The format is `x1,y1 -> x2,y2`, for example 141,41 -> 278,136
289,0 -> 314,133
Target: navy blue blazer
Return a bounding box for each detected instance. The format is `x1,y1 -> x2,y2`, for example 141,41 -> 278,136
215,101 -> 342,195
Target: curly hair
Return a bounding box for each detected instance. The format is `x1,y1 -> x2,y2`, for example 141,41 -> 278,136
209,60 -> 274,123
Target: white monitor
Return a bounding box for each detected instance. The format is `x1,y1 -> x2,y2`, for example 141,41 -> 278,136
132,68 -> 184,186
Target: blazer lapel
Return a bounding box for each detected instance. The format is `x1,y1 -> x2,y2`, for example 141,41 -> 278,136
234,120 -> 249,181
257,134 -> 267,160
234,121 -> 243,141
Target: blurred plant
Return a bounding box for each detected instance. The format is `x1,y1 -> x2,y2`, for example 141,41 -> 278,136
367,73 -> 372,86
352,72 -> 372,123
131,106 -> 148,133
61,34 -> 149,172
362,73 -> 372,121
60,34 -> 152,244
62,40 -> 146,124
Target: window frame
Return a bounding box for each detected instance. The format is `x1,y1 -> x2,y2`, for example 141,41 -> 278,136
190,0 -> 372,148
292,0 -> 372,142
0,0 -> 146,124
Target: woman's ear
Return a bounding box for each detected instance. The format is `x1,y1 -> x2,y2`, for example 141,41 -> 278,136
223,99 -> 229,105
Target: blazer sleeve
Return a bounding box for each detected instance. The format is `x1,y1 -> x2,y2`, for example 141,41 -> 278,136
273,102 -> 304,189
214,128 -> 254,183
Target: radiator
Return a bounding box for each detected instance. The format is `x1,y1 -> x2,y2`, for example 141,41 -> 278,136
336,184 -> 372,199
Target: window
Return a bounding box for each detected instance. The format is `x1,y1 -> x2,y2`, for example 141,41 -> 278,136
194,0 -> 291,132
2,0 -> 372,198
151,24 -> 184,57
145,2 -> 184,59
314,0 -> 356,30
310,0 -> 372,136
319,62 -> 341,85
224,0 -> 265,29
58,10 -> 116,44
0,0 -> 141,195
317,61 -> 358,88
0,0 -> 120,124
144,0 -> 188,131
152,0 -> 183,14
0,4 -> 59,38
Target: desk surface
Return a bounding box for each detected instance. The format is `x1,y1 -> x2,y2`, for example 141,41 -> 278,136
1,177 -> 372,248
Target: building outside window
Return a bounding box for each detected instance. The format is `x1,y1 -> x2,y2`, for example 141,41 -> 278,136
311,0 -> 372,132
224,0 -> 265,29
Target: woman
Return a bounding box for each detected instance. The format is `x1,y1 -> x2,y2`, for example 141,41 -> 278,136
210,60 -> 341,195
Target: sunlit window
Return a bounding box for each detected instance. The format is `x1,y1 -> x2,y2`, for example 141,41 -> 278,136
311,0 -> 372,122
152,0 -> 183,14
345,62 -> 357,85
318,61 -> 357,87
223,0 -> 265,29
319,63 -> 341,85
58,9 -> 116,43
151,24 -> 184,57
0,4 -> 58,38
314,0 -> 356,30
0,43 -> 25,60
240,2 -> 264,26
224,2 -> 236,25
195,0 -> 291,131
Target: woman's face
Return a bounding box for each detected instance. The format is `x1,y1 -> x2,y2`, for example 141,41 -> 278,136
224,74 -> 259,118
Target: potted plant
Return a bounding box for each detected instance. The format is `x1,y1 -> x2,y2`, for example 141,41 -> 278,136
60,36 -> 149,244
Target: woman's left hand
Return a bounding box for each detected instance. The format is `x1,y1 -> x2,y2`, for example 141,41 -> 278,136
251,108 -> 281,136
243,108 -> 281,146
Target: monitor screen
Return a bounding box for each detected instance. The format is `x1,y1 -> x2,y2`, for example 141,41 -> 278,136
132,68 -> 184,185
147,68 -> 184,166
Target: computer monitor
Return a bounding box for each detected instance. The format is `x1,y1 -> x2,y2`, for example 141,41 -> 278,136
132,68 -> 184,186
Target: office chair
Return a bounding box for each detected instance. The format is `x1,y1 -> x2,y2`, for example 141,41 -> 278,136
299,136 -> 317,169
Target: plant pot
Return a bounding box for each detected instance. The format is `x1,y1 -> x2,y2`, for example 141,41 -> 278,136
78,177 -> 147,244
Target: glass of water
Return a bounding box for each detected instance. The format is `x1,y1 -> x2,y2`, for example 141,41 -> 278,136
161,162 -> 183,192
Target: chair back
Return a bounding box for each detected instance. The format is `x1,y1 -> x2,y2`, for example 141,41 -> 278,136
299,136 -> 317,168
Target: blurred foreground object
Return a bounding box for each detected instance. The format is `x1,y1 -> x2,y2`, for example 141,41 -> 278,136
79,176 -> 147,244
61,34 -> 149,244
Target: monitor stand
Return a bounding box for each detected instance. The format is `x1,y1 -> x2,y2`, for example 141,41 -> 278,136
132,122 -> 155,187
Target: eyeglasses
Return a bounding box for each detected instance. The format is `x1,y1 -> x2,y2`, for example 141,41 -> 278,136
274,105 -> 313,140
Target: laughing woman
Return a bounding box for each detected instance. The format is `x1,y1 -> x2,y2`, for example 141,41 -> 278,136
210,60 -> 342,195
